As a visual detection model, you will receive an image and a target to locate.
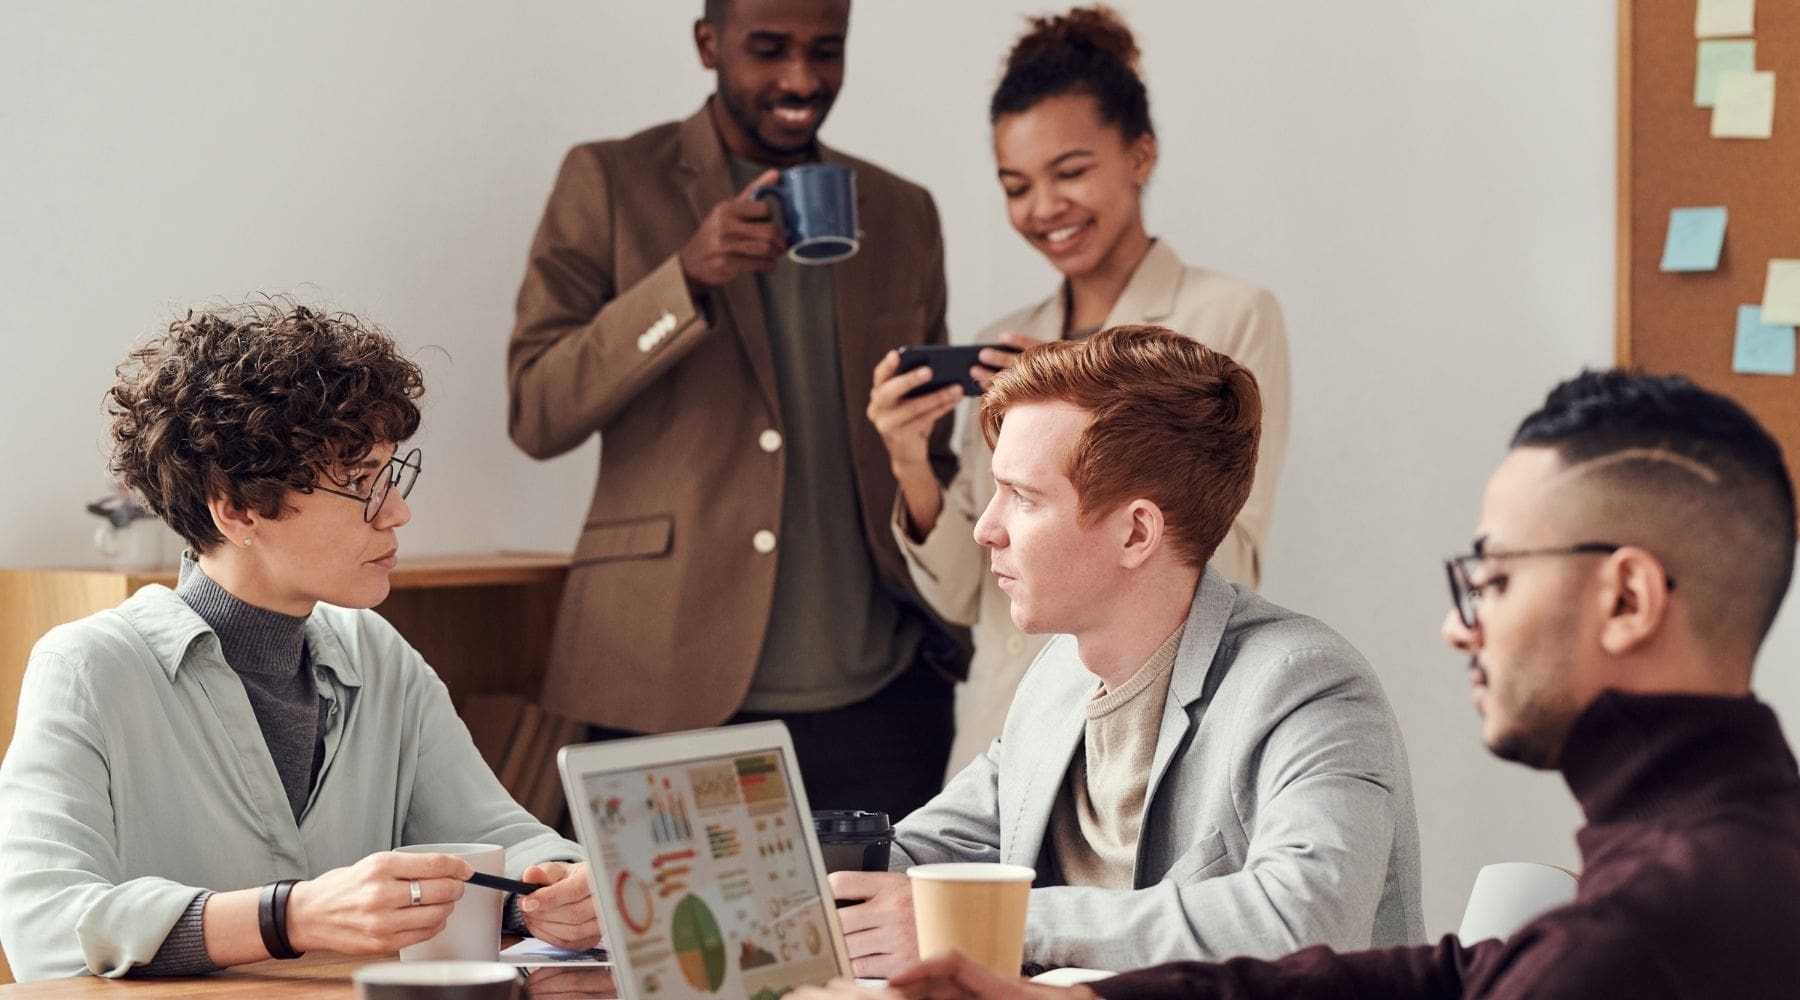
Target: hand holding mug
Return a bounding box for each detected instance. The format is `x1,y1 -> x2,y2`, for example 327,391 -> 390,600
285,850 -> 472,955
679,169 -> 786,291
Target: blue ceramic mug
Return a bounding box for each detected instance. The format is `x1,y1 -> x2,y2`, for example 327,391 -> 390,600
754,163 -> 860,265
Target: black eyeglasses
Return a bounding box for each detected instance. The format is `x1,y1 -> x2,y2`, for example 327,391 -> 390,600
1443,542 -> 1676,630
311,447 -> 422,523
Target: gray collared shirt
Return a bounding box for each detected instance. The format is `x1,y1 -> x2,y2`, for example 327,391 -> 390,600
0,585 -> 581,981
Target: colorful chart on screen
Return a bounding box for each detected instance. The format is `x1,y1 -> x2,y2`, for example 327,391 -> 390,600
581,749 -> 840,1000
671,895 -> 727,991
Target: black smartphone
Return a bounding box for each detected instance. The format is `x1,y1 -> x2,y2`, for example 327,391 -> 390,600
895,343 -> 1022,398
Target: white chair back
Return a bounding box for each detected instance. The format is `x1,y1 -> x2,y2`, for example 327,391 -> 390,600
1457,861 -> 1578,944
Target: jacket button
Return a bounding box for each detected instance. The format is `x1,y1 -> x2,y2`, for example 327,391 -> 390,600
753,530 -> 777,554
759,429 -> 783,453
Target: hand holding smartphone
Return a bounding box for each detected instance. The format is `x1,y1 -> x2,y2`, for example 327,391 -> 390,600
894,343 -> 1023,399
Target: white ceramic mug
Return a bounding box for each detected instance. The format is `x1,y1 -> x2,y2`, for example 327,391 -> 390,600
92,518 -> 168,571
395,844 -> 506,962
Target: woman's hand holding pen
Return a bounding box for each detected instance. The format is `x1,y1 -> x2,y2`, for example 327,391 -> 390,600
518,861 -> 603,951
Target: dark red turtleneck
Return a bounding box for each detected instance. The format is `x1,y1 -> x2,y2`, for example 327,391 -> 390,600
1091,691 -> 1800,999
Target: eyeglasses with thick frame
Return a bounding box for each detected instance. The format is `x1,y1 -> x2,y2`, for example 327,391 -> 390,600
1442,542 -> 1677,630
309,447 -> 422,523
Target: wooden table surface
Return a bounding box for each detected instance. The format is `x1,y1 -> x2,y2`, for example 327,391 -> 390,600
0,951 -> 618,998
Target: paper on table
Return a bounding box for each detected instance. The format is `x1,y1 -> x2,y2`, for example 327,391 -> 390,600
1762,260 -> 1800,326
1660,207 -> 1728,271
499,936 -> 610,967
1696,40 -> 1756,107
1032,968 -> 1119,987
1696,0 -> 1755,38
1712,71 -> 1775,138
1732,305 -> 1796,377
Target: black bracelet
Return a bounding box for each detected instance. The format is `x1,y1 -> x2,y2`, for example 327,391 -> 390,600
257,879 -> 304,960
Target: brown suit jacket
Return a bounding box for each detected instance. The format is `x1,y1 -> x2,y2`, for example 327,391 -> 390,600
508,104 -> 962,732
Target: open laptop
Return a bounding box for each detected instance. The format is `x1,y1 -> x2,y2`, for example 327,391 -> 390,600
559,722 -> 854,1000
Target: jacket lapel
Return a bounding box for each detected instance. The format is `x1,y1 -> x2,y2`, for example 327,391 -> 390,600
1023,294 -> 1065,344
1142,568 -> 1235,818
676,103 -> 781,417
1102,239 -> 1184,329
1005,643 -> 1094,870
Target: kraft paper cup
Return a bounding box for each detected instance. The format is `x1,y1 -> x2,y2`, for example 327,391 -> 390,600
353,960 -> 521,1000
395,843 -> 506,962
908,862 -> 1035,976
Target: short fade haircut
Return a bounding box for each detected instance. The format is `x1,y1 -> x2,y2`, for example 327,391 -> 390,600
979,324 -> 1260,568
107,297 -> 424,553
1512,370 -> 1796,643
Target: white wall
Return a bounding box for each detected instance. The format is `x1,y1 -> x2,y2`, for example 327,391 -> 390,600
6,0 -> 1797,939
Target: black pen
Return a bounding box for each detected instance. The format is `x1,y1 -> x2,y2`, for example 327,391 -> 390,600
465,871 -> 543,895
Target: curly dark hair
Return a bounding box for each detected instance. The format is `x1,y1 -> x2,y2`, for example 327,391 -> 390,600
107,297 -> 425,553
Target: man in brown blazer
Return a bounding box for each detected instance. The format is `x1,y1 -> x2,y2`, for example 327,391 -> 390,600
506,0 -> 964,819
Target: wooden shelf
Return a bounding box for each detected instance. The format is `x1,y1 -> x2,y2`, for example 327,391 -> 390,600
29,550 -> 572,592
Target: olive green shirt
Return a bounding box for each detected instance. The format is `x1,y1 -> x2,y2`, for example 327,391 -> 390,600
728,154 -> 924,711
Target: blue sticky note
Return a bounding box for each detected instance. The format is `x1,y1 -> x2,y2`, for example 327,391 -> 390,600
1732,305 -> 1796,376
1660,207 -> 1728,272
1696,40 -> 1756,107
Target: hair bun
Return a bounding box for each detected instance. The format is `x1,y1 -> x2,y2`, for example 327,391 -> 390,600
1007,4 -> 1140,75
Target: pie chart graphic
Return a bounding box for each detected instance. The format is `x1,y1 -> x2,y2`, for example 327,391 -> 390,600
671,894 -> 727,992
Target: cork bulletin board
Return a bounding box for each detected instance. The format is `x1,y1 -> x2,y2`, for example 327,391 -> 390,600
1618,0 -> 1800,481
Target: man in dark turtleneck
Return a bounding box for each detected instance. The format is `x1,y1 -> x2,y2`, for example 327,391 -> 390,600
795,369 -> 1800,1000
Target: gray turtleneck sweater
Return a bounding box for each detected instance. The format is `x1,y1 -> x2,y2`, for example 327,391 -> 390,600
176,560 -> 329,821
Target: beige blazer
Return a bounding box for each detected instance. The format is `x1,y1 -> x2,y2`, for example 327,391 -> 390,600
508,104 -> 964,732
893,240 -> 1291,775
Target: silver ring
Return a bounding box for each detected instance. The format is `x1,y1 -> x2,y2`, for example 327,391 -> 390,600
409,879 -> 423,906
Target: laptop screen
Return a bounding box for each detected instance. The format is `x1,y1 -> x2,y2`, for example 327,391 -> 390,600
573,746 -> 841,1000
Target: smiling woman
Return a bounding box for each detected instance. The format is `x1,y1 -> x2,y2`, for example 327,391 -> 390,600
0,299 -> 600,982
868,4 -> 1294,777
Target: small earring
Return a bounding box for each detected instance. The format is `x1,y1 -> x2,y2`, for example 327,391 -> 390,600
242,537 -> 253,547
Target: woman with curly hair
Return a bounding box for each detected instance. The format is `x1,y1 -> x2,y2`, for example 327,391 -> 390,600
0,300 -> 601,981
866,5 -> 1293,776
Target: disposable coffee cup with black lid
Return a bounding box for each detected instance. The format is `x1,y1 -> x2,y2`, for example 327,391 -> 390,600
812,809 -> 892,877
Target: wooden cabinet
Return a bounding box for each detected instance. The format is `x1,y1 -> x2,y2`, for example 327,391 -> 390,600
0,553 -> 570,986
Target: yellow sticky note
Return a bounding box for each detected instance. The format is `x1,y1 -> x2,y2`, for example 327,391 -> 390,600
1697,0 -> 1755,38
1763,261 -> 1800,326
1712,71 -> 1775,138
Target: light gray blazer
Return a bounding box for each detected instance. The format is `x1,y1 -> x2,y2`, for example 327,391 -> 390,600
891,568 -> 1423,970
